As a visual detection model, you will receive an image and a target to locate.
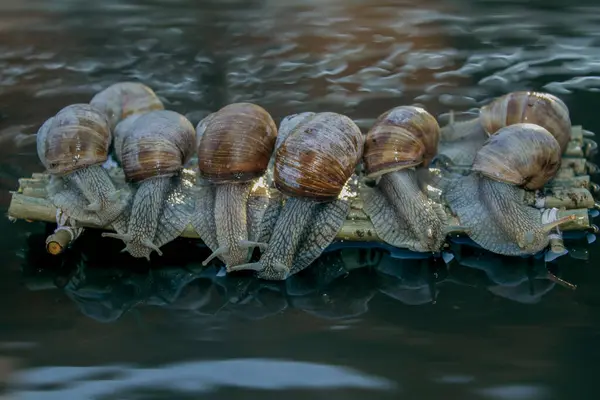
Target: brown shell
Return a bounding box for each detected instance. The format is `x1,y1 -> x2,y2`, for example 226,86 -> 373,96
36,103 -> 111,175
479,91 -> 571,152
197,103 -> 278,183
472,123 -> 562,190
90,82 -> 164,130
116,110 -> 196,182
274,112 -> 364,201
363,105 -> 440,178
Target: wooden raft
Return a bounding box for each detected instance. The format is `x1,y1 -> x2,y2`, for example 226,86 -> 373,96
7,168 -> 597,255
7,125 -> 598,255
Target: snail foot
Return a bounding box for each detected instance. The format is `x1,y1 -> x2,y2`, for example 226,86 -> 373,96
517,214 -> 577,250
202,245 -> 229,266
102,232 -> 133,242
108,189 -> 125,202
201,241 -> 268,267
119,239 -> 163,260
444,225 -> 469,235
227,260 -> 290,280
85,201 -> 102,212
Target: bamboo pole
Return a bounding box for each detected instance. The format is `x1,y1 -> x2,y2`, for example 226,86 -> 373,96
7,177 -> 593,247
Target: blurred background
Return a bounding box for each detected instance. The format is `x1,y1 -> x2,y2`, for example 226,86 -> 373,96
1,0 -> 600,398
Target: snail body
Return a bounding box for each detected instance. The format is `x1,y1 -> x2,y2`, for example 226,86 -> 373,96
102,110 -> 196,259
443,123 -> 575,255
191,103 -> 279,268
36,103 -> 129,226
360,105 -> 448,253
228,112 -> 364,280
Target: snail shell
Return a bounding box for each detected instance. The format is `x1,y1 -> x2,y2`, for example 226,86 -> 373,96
472,123 -> 562,190
274,112 -> 364,201
479,91 -> 571,151
115,110 -> 196,183
197,103 -> 278,183
36,103 -> 111,175
90,82 -> 164,130
363,106 -> 440,179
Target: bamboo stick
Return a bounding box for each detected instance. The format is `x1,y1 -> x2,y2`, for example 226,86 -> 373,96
20,173 -> 596,210
46,229 -> 74,255
7,187 -> 592,244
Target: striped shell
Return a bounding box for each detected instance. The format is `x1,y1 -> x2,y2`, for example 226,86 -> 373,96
197,103 -> 278,183
90,82 -> 164,130
274,112 -> 364,201
479,91 -> 571,152
363,106 -> 440,179
115,110 -> 196,182
472,123 -> 562,190
36,103 -> 111,175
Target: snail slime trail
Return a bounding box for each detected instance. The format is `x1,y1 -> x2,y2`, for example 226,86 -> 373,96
101,110 -> 196,260
228,112 -> 363,281
36,103 -> 128,226
194,103 -> 278,268
360,106 -> 447,253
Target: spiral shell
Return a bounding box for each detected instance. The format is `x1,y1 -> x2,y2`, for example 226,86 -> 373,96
472,123 -> 562,190
274,112 -> 364,201
90,82 -> 164,130
479,91 -> 571,151
197,103 -> 278,183
116,110 -> 196,182
363,106 -> 440,179
36,103 -> 111,174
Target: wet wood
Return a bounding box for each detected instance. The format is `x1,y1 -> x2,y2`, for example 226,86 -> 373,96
7,173 -> 593,248
45,229 -> 73,255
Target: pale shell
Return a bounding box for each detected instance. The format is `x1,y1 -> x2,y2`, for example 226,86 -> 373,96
472,123 -> 562,190
479,91 -> 571,152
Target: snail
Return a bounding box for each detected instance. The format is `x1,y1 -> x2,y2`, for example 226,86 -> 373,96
36,103 -> 129,226
191,103 -> 279,268
359,105 -> 448,253
101,110 -> 197,259
228,112 -> 364,280
436,91 -> 572,169
89,81 -> 164,131
443,123 -> 576,256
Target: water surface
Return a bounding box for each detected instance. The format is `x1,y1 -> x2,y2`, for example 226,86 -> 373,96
1,0 -> 600,399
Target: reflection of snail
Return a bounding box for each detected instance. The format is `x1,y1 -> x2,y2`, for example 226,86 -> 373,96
288,268 -> 378,319
360,106 -> 447,253
229,112 -> 364,280
375,256 -> 447,305
451,250 -> 572,303
101,110 -> 197,259
444,123 -> 575,255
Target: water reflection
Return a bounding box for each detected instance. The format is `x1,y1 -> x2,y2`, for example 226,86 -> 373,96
10,358 -> 396,397
22,231 -> 578,324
